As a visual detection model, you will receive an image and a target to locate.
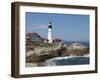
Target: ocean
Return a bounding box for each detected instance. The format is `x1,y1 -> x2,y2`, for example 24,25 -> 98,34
45,41 -> 90,66
45,55 -> 89,66
63,41 -> 89,48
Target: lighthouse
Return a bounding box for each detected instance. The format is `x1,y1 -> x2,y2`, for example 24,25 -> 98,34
48,22 -> 53,43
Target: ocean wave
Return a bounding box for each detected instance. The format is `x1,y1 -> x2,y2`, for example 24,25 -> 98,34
47,54 -> 89,61
45,55 -> 90,66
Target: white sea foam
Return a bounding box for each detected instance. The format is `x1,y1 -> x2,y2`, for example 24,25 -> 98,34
47,54 -> 89,61
83,54 -> 89,57
45,54 -> 90,66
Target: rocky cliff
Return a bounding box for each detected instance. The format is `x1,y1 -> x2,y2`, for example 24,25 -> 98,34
26,42 -> 89,63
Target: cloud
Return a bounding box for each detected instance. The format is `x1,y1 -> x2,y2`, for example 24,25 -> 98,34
31,24 -> 48,29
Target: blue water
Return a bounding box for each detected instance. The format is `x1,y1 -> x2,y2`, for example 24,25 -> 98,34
53,57 -> 89,65
63,41 -> 89,48
46,56 -> 89,66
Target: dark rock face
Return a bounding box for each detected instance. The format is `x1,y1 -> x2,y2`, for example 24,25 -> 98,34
26,42 -> 89,63
61,48 -> 89,56
26,48 -> 62,63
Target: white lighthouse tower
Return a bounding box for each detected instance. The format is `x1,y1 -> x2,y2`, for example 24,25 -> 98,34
48,22 -> 53,43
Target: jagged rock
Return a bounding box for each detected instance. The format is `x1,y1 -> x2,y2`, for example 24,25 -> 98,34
26,42 -> 89,63
26,43 -> 62,63
67,43 -> 86,50
61,43 -> 89,56
62,48 -> 89,56
26,48 -> 62,63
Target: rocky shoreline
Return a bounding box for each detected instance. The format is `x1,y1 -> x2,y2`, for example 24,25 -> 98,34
26,42 -> 89,65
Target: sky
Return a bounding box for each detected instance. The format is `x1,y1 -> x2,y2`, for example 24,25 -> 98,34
26,12 -> 89,41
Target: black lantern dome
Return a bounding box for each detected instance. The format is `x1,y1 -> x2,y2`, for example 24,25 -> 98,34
48,22 -> 52,28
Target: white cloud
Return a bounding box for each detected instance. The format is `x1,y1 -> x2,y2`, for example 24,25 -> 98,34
32,24 -> 48,29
